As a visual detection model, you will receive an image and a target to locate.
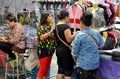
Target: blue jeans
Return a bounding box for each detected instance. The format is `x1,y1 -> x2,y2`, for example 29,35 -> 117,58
72,68 -> 80,79
26,67 -> 50,79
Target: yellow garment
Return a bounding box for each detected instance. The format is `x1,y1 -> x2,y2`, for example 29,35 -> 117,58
50,21 -> 54,27
92,4 -> 99,13
102,32 -> 108,41
90,27 -> 107,41
90,27 -> 100,31
19,16 -> 24,25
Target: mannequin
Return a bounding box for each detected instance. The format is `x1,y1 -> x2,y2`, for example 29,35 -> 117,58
91,3 -> 106,27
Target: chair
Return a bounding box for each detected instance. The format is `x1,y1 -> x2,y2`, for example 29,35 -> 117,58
5,47 -> 26,79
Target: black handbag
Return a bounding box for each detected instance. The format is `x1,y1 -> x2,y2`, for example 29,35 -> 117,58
112,51 -> 120,62
76,67 -> 97,79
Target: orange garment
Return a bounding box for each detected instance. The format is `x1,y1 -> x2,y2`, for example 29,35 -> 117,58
116,2 -> 120,17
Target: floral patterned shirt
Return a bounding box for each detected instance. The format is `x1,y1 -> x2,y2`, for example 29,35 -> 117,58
37,25 -> 56,50
5,23 -> 25,49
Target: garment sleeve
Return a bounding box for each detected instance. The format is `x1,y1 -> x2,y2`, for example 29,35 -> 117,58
37,26 -> 46,40
63,24 -> 70,31
7,26 -> 24,44
71,34 -> 80,57
37,26 -> 43,36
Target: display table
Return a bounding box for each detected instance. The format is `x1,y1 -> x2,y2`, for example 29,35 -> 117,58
96,48 -> 120,79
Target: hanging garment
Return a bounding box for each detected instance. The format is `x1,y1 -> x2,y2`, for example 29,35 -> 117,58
69,5 -> 83,32
98,4 -> 108,23
116,2 -> 120,18
98,3 -> 112,24
92,7 -> 106,27
98,0 -> 105,4
108,30 -> 120,43
66,3 -> 70,11
102,3 -> 112,19
105,0 -> 116,24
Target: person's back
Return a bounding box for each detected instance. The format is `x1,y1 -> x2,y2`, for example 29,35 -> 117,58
73,28 -> 102,70
72,11 -> 104,79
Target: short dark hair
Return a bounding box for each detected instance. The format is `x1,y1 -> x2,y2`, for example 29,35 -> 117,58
80,11 -> 93,26
5,13 -> 17,22
40,11 -> 50,25
57,10 -> 69,20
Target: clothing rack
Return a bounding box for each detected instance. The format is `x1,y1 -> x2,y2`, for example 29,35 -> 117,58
38,0 -> 71,11
38,0 -> 71,3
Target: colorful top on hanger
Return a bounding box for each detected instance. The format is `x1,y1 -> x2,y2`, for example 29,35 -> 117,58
116,2 -> 120,18
69,4 -> 83,31
37,25 -> 56,49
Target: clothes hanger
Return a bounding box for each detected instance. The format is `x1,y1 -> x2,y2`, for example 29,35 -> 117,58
73,0 -> 82,8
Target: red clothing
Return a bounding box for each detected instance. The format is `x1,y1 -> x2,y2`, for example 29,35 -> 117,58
69,5 -> 83,32
37,56 -> 52,78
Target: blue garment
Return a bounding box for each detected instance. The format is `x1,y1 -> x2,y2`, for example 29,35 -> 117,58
72,28 -> 104,70
26,67 -> 39,79
26,67 -> 50,79
72,67 -> 80,79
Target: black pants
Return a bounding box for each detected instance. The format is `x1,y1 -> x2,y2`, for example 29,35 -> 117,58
0,42 -> 15,58
76,67 -> 97,79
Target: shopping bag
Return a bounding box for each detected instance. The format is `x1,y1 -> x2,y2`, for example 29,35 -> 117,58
24,49 -> 39,71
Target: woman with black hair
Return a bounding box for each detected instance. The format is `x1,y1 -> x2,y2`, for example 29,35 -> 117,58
0,14 -> 25,62
72,11 -> 104,79
54,10 -> 79,79
37,12 -> 56,79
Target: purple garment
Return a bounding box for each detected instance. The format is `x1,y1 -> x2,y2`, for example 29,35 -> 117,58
105,0 -> 116,23
102,3 -> 112,18
96,58 -> 120,79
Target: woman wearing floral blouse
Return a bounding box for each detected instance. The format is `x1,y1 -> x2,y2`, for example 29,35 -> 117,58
37,12 -> 56,79
0,14 -> 25,62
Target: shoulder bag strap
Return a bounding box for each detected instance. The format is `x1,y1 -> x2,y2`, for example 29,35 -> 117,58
56,25 -> 70,48
84,31 -> 100,48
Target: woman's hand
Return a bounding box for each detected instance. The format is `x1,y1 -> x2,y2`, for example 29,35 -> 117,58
40,26 -> 54,41
73,31 -> 80,35
0,37 -> 8,42
72,56 -> 77,64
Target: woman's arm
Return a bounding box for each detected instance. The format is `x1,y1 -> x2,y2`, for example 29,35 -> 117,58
39,26 -> 54,41
64,28 -> 79,43
40,31 -> 52,41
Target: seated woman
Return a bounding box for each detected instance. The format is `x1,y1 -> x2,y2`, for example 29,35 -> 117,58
0,14 -> 25,62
